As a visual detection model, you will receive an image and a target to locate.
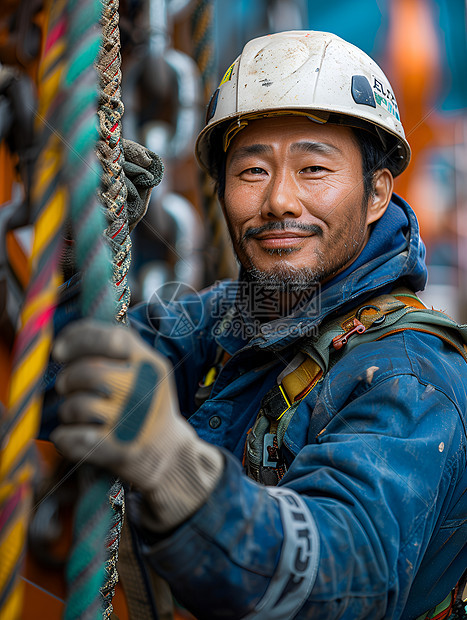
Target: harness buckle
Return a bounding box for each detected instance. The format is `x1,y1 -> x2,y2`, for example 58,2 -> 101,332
332,318 -> 366,350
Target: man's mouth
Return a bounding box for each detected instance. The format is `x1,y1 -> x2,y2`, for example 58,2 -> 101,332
241,221 -> 323,251
254,230 -> 312,249
255,231 -> 311,239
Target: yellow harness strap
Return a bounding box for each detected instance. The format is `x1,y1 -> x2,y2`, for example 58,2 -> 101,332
278,288 -> 442,411
281,357 -> 322,404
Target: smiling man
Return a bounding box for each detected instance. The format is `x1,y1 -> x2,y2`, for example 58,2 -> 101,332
51,31 -> 467,619
222,117 -> 392,290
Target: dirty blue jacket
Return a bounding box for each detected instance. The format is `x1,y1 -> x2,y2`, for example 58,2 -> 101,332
129,194 -> 466,620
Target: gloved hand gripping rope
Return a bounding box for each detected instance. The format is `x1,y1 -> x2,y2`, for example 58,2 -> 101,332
51,320 -> 224,533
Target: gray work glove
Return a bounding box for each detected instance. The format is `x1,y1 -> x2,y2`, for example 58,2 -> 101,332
122,139 -> 164,231
50,320 -> 223,532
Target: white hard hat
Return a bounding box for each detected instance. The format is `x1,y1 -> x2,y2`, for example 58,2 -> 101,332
195,30 -> 411,177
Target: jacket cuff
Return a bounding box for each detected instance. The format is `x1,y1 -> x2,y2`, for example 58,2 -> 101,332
127,452 -> 320,619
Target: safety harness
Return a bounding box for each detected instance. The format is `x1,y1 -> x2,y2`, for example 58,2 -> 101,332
242,288 -> 467,486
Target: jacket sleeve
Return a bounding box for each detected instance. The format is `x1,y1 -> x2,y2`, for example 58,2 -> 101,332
132,333 -> 467,620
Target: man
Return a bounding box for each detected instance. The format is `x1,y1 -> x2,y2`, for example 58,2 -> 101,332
51,31 -> 467,619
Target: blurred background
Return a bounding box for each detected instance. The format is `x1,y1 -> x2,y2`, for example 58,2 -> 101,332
1,0 -> 466,320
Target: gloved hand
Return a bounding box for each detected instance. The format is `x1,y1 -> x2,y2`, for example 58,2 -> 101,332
121,139 -> 164,231
50,319 -> 223,532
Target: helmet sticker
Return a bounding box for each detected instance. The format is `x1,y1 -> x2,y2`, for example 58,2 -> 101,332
372,77 -> 400,121
219,61 -> 235,86
351,75 -> 376,108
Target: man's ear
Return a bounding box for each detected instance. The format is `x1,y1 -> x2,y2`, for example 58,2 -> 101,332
366,168 -> 394,225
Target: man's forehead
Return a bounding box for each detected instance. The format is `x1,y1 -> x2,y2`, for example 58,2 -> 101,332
226,117 -> 356,161
227,141 -> 343,165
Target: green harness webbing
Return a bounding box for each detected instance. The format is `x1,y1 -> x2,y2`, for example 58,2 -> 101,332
244,288 -> 467,485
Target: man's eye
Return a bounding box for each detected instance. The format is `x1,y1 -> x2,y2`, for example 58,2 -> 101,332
243,167 -> 265,175
300,166 -> 327,174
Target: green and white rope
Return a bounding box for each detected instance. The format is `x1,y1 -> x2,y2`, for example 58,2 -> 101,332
62,0 -> 115,321
60,0 -> 117,617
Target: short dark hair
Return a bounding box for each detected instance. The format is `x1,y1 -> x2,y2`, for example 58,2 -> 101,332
213,124 -> 392,205
351,127 -> 393,205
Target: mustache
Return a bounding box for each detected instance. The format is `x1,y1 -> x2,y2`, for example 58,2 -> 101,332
243,220 -> 323,241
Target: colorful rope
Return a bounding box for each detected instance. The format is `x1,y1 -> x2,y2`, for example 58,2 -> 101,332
96,0 -> 131,324
65,472 -> 113,620
95,0 -> 128,614
101,481 -> 125,617
0,0 -> 127,616
60,0 -> 117,617
62,0 -> 115,322
0,0 -> 68,617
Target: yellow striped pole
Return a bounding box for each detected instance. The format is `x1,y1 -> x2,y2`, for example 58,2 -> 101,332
0,0 -> 68,616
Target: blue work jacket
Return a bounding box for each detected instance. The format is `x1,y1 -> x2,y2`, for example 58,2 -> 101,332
128,194 -> 467,620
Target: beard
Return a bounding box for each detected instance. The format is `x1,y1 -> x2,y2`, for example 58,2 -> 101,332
231,203 -> 369,292
242,259 -> 324,291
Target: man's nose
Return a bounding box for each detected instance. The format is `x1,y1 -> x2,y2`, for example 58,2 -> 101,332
261,170 -> 302,219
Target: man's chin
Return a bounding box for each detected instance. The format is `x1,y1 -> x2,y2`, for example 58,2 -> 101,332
243,263 -> 324,291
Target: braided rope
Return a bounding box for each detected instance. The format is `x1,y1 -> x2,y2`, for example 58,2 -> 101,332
101,481 -> 125,617
191,0 -> 236,280
60,0 -> 117,617
97,0 -> 131,322
95,1 -> 128,614
0,0 -> 68,616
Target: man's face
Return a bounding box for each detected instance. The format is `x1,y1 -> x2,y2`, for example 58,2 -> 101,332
222,117 -> 378,289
